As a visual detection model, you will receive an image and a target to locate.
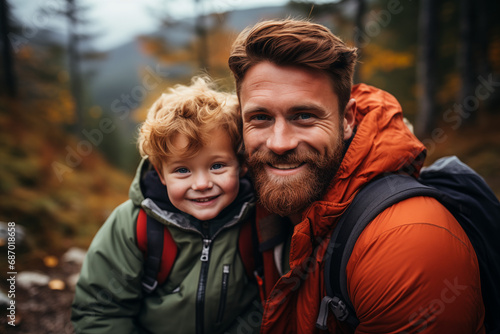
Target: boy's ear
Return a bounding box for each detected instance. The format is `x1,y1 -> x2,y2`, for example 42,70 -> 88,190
154,164 -> 167,185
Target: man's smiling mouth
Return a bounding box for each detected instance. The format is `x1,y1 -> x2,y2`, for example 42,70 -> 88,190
268,163 -> 305,170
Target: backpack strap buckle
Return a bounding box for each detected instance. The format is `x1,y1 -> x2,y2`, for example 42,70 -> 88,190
141,277 -> 158,294
328,296 -> 349,321
316,296 -> 350,330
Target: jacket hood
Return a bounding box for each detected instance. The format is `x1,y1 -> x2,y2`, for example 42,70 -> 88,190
297,83 -> 427,248
338,83 -> 426,193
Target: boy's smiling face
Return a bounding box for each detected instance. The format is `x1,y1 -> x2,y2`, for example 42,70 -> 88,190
158,129 -> 243,221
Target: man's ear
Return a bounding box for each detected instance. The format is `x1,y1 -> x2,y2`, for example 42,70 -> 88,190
343,98 -> 356,140
239,164 -> 248,177
154,164 -> 167,185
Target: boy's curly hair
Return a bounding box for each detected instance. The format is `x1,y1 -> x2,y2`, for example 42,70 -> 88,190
138,76 -> 240,172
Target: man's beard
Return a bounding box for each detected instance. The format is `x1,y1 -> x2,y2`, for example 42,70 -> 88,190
246,139 -> 344,217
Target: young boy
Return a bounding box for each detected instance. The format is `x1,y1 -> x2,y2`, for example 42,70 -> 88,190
72,77 -> 261,334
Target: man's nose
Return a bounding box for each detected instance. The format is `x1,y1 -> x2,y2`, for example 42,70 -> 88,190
266,119 -> 298,155
192,172 -> 213,191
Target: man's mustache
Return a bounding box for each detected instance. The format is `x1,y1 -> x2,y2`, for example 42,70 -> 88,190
246,149 -> 323,167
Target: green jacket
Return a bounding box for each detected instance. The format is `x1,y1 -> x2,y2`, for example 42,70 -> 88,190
72,159 -> 261,334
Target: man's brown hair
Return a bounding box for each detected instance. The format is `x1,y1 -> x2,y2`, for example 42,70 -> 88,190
228,19 -> 357,112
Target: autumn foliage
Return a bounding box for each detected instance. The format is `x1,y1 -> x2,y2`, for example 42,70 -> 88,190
0,45 -> 131,267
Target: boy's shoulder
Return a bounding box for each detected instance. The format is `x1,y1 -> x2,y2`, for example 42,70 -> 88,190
113,199 -> 139,216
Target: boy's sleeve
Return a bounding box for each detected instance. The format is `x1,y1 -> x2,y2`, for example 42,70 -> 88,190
71,202 -> 145,334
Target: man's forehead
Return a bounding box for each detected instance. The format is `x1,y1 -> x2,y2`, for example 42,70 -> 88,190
240,62 -> 336,99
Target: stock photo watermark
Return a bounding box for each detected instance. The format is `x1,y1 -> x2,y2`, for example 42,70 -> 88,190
401,277 -> 469,333
71,266 -> 138,334
5,222 -> 17,327
354,0 -> 407,48
8,0 -> 64,53
51,64 -> 168,182
226,300 -> 263,334
421,73 -> 500,155
441,74 -> 500,130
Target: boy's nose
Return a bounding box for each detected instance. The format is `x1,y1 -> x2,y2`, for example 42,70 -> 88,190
192,173 -> 213,191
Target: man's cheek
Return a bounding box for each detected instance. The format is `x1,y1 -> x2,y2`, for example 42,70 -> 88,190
243,131 -> 264,152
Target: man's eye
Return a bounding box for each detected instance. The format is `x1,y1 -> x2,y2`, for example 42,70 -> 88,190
175,167 -> 190,174
296,113 -> 312,120
211,163 -> 224,170
251,114 -> 271,121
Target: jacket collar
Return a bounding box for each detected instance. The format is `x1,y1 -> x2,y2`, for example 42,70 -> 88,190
261,84 -> 428,267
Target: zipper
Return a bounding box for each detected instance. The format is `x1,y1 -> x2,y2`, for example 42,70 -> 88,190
196,237 -> 211,334
216,264 -> 230,324
200,238 -> 210,261
141,200 -> 253,332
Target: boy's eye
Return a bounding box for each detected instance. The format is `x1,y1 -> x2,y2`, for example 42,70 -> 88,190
211,163 -> 224,170
175,167 -> 190,174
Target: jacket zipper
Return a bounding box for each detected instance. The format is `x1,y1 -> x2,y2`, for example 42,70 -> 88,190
196,237 -> 211,334
216,264 -> 230,324
143,199 -> 253,332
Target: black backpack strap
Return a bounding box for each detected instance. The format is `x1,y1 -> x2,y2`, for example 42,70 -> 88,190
142,215 -> 164,293
317,174 -> 444,329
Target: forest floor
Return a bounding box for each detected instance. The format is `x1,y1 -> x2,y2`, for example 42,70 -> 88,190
0,257 -> 80,334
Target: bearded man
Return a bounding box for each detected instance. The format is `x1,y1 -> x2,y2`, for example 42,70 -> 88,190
229,19 -> 485,333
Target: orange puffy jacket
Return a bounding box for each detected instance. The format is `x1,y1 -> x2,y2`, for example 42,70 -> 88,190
255,84 -> 485,334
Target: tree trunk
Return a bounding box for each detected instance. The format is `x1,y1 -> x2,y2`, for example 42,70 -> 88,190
475,0 -> 494,112
353,0 -> 366,84
0,0 -> 17,97
67,0 -> 84,135
457,0 -> 476,123
195,0 -> 209,71
476,0 -> 490,77
415,0 -> 439,138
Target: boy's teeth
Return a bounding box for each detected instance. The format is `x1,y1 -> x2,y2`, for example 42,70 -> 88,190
192,196 -> 217,202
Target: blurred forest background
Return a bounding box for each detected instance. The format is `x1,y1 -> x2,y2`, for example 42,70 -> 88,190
1,0 -> 500,275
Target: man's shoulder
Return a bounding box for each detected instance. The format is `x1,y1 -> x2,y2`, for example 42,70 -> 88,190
344,195 -> 477,277
347,195 -> 478,285
345,196 -> 484,333
358,195 -> 469,246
